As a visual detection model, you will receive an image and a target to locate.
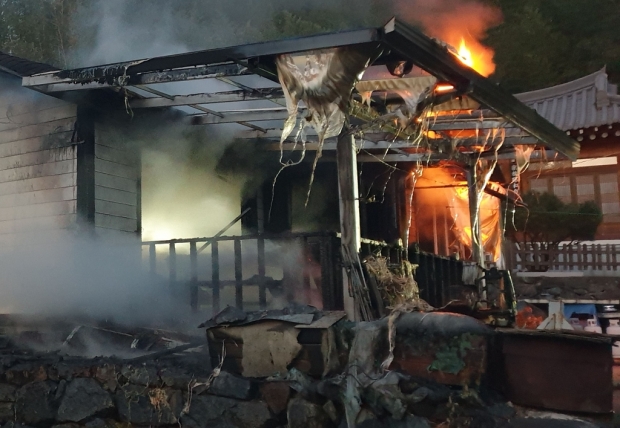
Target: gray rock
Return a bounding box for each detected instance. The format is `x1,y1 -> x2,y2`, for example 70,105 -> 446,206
0,402 -> 13,422
0,384 -> 16,402
56,363 -> 91,380
120,365 -> 158,386
84,418 -> 107,428
57,378 -> 114,422
181,395 -> 272,428
488,403 -> 516,419
230,400 -> 272,428
116,385 -> 182,426
323,400 -> 339,424
357,420 -> 385,428
547,287 -> 562,296
2,423 -> 35,428
160,367 -> 193,389
287,397 -> 330,428
207,372 -> 255,400
407,387 -> 430,404
386,415 -> 431,428
15,381 -> 57,425
5,364 -> 47,385
51,424 -> 80,428
94,365 -> 118,392
356,408 -> 379,426
260,382 -> 290,415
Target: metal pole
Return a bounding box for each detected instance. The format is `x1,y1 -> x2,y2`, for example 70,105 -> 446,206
337,129 -> 360,320
466,165 -> 486,303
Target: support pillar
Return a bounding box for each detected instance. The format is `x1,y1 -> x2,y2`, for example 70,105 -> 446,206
337,130 -> 360,320
467,165 -> 486,301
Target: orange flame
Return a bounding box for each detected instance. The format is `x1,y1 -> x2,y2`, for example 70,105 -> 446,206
449,36 -> 495,77
458,38 -> 474,68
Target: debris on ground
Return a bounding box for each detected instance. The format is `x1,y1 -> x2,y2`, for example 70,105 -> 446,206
0,309 -> 610,428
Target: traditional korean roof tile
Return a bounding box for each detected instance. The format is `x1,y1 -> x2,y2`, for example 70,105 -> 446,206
516,68 -> 620,131
0,51 -> 58,78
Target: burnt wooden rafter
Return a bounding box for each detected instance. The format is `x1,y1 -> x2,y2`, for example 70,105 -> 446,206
380,19 -> 579,160
24,63 -> 251,88
129,88 -> 284,108
189,108 -> 293,125
268,135 -> 538,152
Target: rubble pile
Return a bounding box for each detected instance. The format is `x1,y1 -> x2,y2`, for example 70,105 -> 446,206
0,309 -> 607,428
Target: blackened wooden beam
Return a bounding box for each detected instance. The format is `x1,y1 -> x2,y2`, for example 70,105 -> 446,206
23,63 -> 251,89
129,88 -> 284,108
381,18 -> 579,160
190,108 -> 292,125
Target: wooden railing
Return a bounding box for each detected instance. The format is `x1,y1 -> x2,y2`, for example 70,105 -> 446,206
410,249 -> 466,307
507,242 -> 620,272
142,232 -> 342,313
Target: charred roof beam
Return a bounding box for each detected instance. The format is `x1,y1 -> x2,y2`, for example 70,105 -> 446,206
380,18 -> 579,160
130,88 -> 284,109
190,108 -> 294,125
267,136 -> 537,152
23,63 -> 251,90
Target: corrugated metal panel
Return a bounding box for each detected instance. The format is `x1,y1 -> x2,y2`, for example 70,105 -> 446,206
516,68 -> 620,131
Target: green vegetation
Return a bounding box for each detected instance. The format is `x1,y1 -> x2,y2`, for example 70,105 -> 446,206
0,0 -> 617,90
507,191 -> 603,246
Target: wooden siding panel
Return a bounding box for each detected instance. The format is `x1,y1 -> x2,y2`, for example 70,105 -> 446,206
95,186 -> 136,206
95,200 -> 137,219
0,159 -> 75,184
0,118 -> 75,145
0,173 -> 76,197
0,105 -> 77,133
0,213 -> 76,235
94,213 -> 137,233
0,131 -> 76,158
0,200 -> 76,222
0,91 -> 79,238
94,172 -> 137,194
93,122 -> 140,235
95,158 -> 137,180
0,147 -> 76,172
95,144 -> 137,166
0,186 -> 76,207
0,95 -> 71,118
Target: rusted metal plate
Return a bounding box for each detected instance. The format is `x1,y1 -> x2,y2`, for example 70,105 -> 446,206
501,330 -> 613,414
390,334 -> 487,386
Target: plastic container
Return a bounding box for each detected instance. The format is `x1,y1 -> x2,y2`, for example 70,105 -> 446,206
606,319 -> 620,335
569,318 -> 584,331
613,342 -> 620,358
584,318 -> 603,334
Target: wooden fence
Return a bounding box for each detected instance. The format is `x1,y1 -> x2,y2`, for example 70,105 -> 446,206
507,242 -> 620,272
142,232 -> 342,313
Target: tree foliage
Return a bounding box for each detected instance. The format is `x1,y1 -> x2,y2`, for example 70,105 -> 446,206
485,0 -> 620,92
0,0 -> 618,91
0,0 -> 80,67
507,191 -> 603,246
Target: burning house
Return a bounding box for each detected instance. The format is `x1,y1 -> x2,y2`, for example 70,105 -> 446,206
3,18 -> 579,317
1,16 -> 617,426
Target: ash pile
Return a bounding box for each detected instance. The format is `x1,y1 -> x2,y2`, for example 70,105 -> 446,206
0,310 -> 604,428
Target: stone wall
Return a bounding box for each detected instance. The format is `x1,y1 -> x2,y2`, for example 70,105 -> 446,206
0,350 -> 291,428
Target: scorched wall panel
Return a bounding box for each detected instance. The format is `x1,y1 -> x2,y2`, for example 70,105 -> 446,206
0,84 -> 78,239
93,123 -> 139,235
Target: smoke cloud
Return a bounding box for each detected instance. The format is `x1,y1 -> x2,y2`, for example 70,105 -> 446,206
393,0 -> 502,75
